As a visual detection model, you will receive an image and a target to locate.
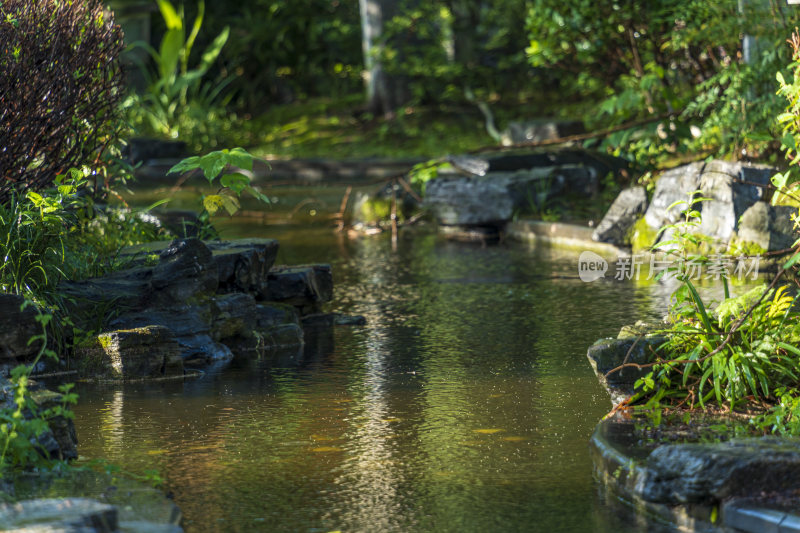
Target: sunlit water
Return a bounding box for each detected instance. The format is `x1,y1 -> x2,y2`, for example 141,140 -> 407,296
69,188 -> 728,532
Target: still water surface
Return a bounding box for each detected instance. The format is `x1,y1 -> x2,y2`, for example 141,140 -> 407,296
72,197 -> 675,532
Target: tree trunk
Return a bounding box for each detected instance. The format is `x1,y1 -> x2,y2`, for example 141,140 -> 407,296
358,0 -> 412,116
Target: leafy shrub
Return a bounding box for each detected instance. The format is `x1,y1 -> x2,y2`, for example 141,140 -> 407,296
526,1 -> 796,166
123,0 -> 232,151
0,0 -> 124,202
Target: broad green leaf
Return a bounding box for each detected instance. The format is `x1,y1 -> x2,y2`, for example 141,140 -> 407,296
227,147 -> 254,171
158,28 -> 184,81
220,173 -> 250,195
168,156 -> 200,175
198,152 -> 227,181
220,194 -> 240,216
156,0 -> 182,30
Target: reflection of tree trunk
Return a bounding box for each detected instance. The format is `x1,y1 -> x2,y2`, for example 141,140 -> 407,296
359,0 -> 411,115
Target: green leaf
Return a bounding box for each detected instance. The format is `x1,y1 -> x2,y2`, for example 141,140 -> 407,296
220,173 -> 250,195
156,0 -> 183,30
783,251 -> 800,270
198,152 -> 227,181
220,194 -> 240,216
168,156 -> 200,175
197,27 -> 230,75
226,147 -> 254,171
158,28 -> 184,81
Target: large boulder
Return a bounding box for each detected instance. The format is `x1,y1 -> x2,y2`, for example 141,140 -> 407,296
643,161 -> 706,231
641,160 -> 774,249
592,186 -> 648,245
733,202 -> 797,252
207,238 -> 279,297
266,265 -> 333,310
425,166 -> 596,227
695,160 -> 771,244
151,238 -> 219,304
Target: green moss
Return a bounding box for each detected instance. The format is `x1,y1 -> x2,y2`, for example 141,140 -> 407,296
727,235 -> 768,256
358,197 -> 408,225
628,216 -> 659,253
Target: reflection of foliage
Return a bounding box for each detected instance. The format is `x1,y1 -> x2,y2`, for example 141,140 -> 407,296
0,0 -> 124,202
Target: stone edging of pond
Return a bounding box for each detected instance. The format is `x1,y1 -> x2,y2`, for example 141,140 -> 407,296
591,416 -> 800,533
587,323 -> 800,532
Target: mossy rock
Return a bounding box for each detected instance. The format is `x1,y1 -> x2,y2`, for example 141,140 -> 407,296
629,216 -> 659,253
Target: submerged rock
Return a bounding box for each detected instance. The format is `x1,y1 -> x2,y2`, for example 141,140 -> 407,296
501,119 -> 585,146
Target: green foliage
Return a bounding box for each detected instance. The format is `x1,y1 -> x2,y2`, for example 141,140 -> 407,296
526,0 -> 795,166
0,305 -> 78,476
123,0 -> 232,151
167,148 -> 269,226
202,0 -> 362,110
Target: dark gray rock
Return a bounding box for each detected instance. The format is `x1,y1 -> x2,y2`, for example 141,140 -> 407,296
0,498 -> 118,532
0,294 -> 41,360
266,265 -> 333,309
734,202 -> 797,252
210,293 -> 258,341
641,438 -> 800,505
108,308 -> 232,369
76,326 -> 182,379
207,238 -> 279,297
592,186 -> 648,245
425,166 -> 596,227
587,323 -> 667,403
151,238 -> 218,304
255,304 -> 300,329
262,323 -> 305,348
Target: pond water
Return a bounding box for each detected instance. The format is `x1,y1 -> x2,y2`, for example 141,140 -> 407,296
71,187 -> 683,532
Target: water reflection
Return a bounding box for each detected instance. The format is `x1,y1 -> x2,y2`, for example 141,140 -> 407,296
71,224 -> 679,532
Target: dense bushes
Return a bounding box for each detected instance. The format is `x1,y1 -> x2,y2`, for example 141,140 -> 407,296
526,0 -> 797,165
0,0 -> 125,202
